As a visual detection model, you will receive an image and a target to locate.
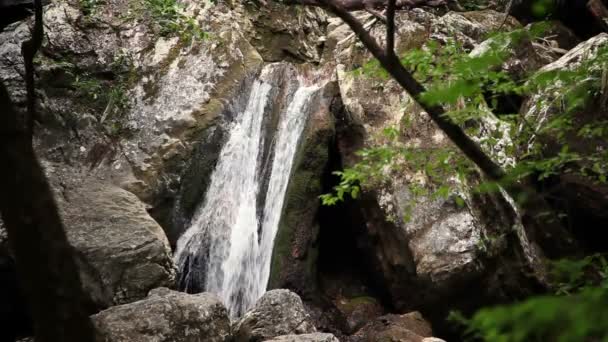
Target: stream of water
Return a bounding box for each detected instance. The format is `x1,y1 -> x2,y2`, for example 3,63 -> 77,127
175,66 -> 319,318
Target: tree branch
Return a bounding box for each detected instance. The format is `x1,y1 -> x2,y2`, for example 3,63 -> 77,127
386,0 -> 396,54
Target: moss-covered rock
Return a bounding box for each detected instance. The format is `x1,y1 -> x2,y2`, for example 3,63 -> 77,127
268,79 -> 337,299
327,8 -> 550,323
239,2 -> 327,63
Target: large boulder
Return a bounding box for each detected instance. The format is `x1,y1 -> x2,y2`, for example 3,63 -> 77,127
57,180 -> 176,307
333,296 -> 384,334
92,287 -> 230,342
350,312 -> 434,342
233,289 -> 316,342
264,333 -> 339,342
0,219 -> 7,255
519,33 -> 608,249
325,7 -> 547,326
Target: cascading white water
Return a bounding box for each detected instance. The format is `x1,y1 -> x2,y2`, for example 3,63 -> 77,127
175,66 -> 319,318
255,84 -> 319,301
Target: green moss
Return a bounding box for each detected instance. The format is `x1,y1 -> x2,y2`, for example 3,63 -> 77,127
268,123 -> 334,296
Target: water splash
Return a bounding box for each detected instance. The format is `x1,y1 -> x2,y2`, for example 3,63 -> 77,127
175,66 -> 319,318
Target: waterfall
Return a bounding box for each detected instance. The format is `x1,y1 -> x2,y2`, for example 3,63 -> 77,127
175,66 -> 319,318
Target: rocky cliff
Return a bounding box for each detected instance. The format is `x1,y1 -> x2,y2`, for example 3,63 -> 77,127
1,0 -> 607,340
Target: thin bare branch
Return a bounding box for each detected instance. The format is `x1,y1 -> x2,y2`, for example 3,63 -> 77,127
0,1 -> 98,341
386,0 -> 396,55
21,0 -> 43,137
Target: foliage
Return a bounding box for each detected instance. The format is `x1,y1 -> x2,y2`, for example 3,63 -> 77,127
322,23 -> 608,210
449,255 -> 608,342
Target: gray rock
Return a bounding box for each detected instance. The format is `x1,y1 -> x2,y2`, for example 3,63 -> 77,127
15,338 -> 34,342
350,312 -> 433,342
57,180 -> 176,307
233,289 -> 316,342
263,333 -> 339,342
92,288 -> 229,342
0,218 -> 7,252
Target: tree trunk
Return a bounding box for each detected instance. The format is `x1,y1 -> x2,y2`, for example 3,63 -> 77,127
0,82 -> 96,342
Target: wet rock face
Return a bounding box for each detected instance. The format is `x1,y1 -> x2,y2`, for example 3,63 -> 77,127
267,74 -> 337,298
92,288 -> 230,342
58,180 -> 176,307
0,0 -> 333,252
233,289 -> 316,342
324,8 -> 558,320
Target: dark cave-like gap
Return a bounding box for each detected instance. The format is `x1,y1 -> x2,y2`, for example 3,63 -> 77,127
314,131 -> 396,326
512,0 -> 608,40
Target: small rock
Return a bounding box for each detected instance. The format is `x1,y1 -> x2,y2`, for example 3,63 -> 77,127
233,289 -> 316,342
58,181 -> 176,307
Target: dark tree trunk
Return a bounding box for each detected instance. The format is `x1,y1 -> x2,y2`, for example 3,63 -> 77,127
0,1 -> 96,339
